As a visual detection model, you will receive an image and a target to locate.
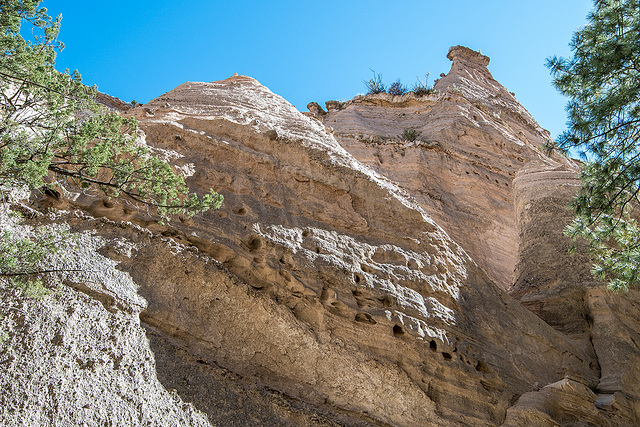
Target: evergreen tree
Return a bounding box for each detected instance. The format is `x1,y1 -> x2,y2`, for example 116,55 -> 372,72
0,1 -> 222,289
548,0 -> 640,291
0,0 -> 222,217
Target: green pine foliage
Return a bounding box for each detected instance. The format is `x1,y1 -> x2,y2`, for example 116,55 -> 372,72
0,224 -> 72,297
0,1 -> 223,294
548,0 -> 640,291
0,1 -> 222,219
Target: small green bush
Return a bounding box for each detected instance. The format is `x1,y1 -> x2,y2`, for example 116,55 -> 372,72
0,225 -> 74,299
365,70 -> 386,94
400,128 -> 421,142
413,85 -> 437,96
388,79 -> 407,96
412,72 -> 437,96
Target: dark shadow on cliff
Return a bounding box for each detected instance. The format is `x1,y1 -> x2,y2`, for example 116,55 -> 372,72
142,323 -> 381,427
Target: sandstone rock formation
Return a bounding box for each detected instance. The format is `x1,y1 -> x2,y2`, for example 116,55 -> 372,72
507,162 -> 640,425
322,46 -> 574,290
1,46 -> 639,426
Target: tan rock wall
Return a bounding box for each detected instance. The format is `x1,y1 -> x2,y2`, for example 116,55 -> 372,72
5,46 -> 640,426
511,163 -> 640,424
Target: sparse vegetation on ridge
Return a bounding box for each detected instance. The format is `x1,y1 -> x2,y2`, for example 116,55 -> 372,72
412,73 -> 437,96
388,79 -> 407,96
365,69 -> 385,94
364,71 -> 438,96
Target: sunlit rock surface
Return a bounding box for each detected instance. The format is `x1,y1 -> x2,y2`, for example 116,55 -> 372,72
321,46 -> 575,290
1,46 -> 639,426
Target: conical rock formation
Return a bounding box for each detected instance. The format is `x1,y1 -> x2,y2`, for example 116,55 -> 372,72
1,46 -> 639,426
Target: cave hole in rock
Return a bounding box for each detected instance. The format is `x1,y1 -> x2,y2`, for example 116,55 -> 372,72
44,188 -> 60,199
354,273 -> 363,284
429,340 -> 438,352
441,352 -> 452,361
393,324 -> 405,337
475,361 -> 491,373
248,237 -> 263,251
378,296 -> 393,307
355,313 -> 376,324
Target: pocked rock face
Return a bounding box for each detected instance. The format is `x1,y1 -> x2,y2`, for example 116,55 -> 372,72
5,46 -> 639,426
50,52 -> 595,425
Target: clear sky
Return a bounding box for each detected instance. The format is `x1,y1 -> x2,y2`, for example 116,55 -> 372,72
45,1 -> 593,140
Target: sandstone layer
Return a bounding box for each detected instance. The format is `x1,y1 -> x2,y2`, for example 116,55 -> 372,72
1,46 -> 638,426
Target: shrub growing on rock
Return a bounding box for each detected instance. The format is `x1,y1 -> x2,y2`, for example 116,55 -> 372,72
412,73 -> 436,96
388,79 -> 407,96
400,128 -> 421,142
365,70 -> 385,94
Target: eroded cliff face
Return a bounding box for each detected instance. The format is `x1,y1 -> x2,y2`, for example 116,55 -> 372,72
318,46 -> 574,290
506,163 -> 640,425
1,46 -> 639,426
0,211 -> 211,427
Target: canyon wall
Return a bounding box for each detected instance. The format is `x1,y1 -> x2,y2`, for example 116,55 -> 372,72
1,46 -> 639,426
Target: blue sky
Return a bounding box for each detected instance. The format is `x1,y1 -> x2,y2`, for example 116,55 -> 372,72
46,1 -> 592,139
